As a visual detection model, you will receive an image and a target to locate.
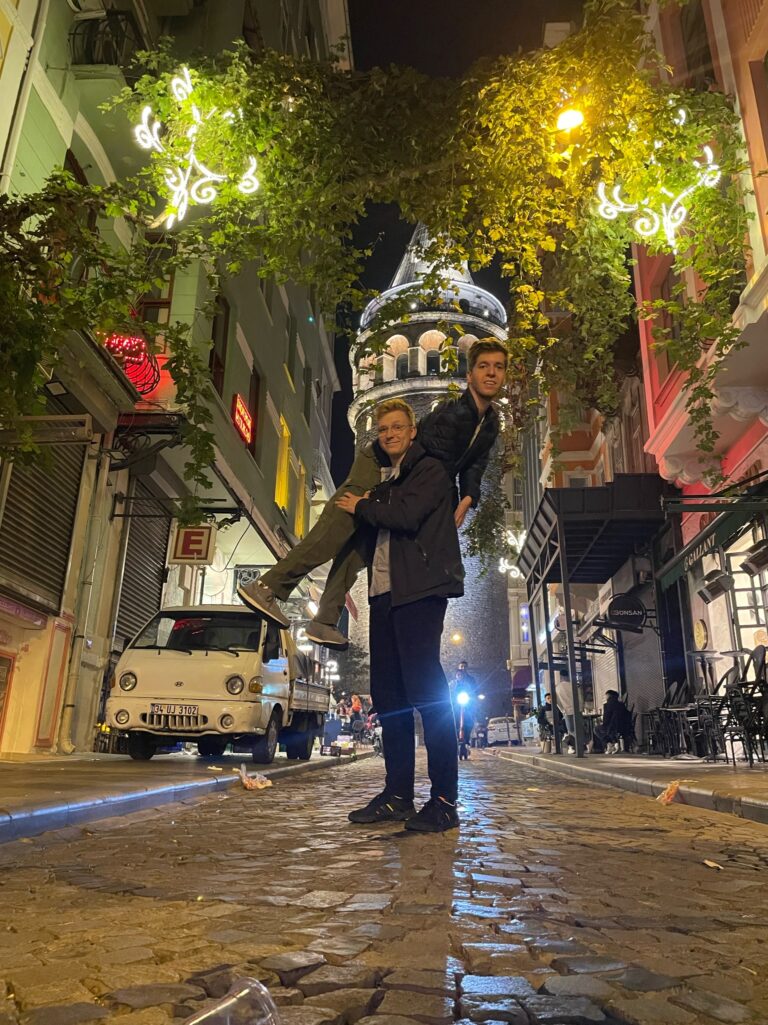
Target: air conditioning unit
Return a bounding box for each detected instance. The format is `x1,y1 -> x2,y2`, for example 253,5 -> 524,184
740,540 -> 768,577
598,581 -> 613,615
67,0 -> 106,13
696,569 -> 734,604
0,415 -> 92,446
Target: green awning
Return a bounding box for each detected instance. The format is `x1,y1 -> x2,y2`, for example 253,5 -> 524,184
657,505 -> 757,591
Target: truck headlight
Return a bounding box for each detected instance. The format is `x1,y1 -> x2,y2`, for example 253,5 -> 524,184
119,672 -> 137,691
225,675 -> 245,695
115,709 -> 130,725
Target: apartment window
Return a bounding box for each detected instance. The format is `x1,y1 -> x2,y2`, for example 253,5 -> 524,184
139,235 -> 175,338
209,297 -> 230,397
304,14 -> 316,57
275,416 -> 291,510
259,275 -> 274,316
654,266 -> 682,383
680,0 -> 715,90
511,477 -> 523,514
248,368 -> 261,456
567,474 -> 590,489
286,312 -> 298,383
303,365 -> 313,422
295,460 -> 308,537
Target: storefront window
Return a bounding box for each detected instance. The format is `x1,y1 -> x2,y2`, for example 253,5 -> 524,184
726,531 -> 768,651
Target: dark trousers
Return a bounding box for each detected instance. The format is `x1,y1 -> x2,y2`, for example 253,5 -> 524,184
261,446 -> 379,624
369,593 -> 458,804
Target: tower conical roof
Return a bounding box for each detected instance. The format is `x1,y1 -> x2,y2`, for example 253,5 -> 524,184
389,224 -> 473,289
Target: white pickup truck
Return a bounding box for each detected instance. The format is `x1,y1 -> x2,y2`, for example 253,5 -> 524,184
105,605 -> 331,763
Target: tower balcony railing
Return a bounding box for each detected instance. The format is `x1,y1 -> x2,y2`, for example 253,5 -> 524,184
360,281 -> 507,332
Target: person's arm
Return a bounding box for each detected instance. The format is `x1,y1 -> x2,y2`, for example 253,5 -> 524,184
353,460 -> 452,534
458,441 -> 492,508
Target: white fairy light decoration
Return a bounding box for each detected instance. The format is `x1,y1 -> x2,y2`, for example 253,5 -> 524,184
133,66 -> 259,228
596,107 -> 721,252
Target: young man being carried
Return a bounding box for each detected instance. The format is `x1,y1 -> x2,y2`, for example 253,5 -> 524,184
336,398 -> 464,832
238,338 -> 508,647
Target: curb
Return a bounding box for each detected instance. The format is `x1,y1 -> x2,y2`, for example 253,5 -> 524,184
0,751 -> 370,844
488,749 -> 768,827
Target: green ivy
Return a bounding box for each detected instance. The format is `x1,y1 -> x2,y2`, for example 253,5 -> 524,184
0,0 -> 749,541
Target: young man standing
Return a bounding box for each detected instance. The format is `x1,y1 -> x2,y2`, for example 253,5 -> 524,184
238,338 -> 508,647
336,399 -> 464,833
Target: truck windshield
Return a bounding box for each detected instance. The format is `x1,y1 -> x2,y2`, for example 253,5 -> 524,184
132,611 -> 264,653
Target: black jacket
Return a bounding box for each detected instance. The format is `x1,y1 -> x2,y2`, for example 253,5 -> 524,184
417,388 -> 499,507
353,440 -> 464,607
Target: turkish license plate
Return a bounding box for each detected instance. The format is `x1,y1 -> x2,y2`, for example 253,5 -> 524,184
150,703 -> 199,715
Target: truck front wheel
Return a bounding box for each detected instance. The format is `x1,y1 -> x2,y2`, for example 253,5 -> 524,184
127,733 -> 156,761
252,710 -> 280,764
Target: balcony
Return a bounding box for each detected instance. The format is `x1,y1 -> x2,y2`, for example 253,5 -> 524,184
69,11 -> 142,74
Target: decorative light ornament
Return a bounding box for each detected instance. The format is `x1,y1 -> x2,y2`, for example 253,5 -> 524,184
104,333 -> 161,394
596,118 -> 721,253
556,108 -> 584,132
133,66 -> 259,228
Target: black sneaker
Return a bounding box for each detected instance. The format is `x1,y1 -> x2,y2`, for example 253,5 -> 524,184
405,797 -> 459,833
348,791 -> 415,824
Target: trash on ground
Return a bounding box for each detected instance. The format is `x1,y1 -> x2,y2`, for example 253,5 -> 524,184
239,763 -> 273,790
703,859 -> 724,870
183,976 -> 280,1024
656,780 -> 682,804
207,765 -> 224,772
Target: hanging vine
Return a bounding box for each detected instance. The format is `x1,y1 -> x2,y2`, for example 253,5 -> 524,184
0,0 -> 749,542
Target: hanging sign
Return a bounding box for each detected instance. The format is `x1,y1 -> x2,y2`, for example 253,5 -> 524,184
606,593 -> 647,630
169,525 -> 217,566
232,394 -> 253,445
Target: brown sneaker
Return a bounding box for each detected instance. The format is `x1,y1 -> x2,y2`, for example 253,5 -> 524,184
237,580 -> 290,627
305,621 -> 349,649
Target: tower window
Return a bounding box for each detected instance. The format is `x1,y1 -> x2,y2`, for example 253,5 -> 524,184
426,351 -> 441,376
396,353 -> 409,380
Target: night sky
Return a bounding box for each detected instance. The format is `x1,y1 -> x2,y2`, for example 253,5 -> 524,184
330,0 -> 586,480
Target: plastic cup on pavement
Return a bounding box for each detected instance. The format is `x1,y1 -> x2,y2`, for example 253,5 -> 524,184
183,978 -> 280,1025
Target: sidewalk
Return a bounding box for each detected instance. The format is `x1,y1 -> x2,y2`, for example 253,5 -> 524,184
490,743 -> 768,824
0,748 -> 364,843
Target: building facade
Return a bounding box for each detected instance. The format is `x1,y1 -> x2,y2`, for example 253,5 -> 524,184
0,0 -> 348,755
346,227 -> 525,718
638,0 -> 768,697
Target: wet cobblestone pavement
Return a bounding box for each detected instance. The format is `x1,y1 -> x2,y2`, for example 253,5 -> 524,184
1,752 -> 768,1025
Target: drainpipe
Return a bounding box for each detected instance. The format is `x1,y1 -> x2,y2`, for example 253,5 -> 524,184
0,0 -> 51,195
57,446 -> 111,753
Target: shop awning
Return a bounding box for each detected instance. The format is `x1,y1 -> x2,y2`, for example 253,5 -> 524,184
518,474 -> 668,588
656,495 -> 767,591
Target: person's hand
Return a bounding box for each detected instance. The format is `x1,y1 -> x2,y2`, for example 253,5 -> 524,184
336,491 -> 363,514
454,496 -> 473,527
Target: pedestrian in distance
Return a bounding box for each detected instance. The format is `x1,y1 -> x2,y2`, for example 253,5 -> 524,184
453,662 -> 478,759
336,398 -> 464,833
236,339 -> 508,648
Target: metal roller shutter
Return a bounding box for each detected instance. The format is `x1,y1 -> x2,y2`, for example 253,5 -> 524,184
0,445 -> 85,613
114,482 -> 171,647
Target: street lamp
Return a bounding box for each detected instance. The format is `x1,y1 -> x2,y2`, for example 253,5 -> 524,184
451,632 -> 463,644
556,108 -> 584,132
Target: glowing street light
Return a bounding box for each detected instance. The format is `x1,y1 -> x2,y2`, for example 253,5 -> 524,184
556,108 -> 584,133
451,632 -> 463,644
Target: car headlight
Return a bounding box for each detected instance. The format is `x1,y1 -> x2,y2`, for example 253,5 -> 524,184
119,672 -> 137,691
225,675 -> 245,695
115,709 -> 130,725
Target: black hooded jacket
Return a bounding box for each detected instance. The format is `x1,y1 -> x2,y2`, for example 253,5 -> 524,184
417,388 -> 499,507
353,440 -> 464,608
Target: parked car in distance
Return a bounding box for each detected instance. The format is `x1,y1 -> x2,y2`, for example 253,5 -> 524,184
486,716 -> 517,746
105,606 -> 330,763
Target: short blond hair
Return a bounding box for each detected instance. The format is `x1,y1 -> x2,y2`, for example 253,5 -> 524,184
376,398 -> 416,426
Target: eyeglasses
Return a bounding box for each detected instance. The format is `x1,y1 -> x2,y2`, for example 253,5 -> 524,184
377,423 -> 411,436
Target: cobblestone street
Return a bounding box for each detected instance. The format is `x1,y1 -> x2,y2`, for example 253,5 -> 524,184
2,752 -> 768,1025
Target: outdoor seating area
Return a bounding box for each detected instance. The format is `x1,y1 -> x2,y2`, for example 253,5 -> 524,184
642,644 -> 768,765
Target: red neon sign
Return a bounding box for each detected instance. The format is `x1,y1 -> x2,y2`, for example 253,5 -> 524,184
232,393 -> 253,444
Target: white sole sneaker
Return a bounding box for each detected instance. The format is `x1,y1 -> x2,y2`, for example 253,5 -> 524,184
236,584 -> 290,627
